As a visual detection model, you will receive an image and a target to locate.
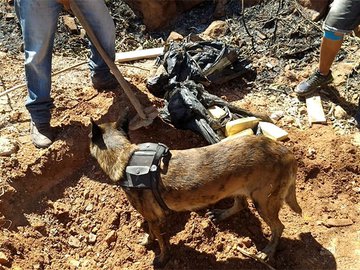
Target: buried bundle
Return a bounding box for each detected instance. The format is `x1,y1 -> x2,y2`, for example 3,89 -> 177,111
147,37 -> 287,143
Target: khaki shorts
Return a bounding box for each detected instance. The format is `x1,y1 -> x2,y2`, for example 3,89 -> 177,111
324,0 -> 360,33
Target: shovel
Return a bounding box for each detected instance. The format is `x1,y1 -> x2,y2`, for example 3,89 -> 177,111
69,0 -> 158,130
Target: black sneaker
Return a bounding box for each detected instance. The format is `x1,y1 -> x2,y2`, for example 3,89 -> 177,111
91,72 -> 119,90
295,70 -> 333,97
30,122 -> 54,148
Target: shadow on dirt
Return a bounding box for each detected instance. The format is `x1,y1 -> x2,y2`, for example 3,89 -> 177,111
137,199 -> 337,270
159,231 -> 337,270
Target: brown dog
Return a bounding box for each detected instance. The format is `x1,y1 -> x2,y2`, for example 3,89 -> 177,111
89,115 -> 302,267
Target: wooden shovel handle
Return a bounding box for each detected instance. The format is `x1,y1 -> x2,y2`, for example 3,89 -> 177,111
69,0 -> 147,120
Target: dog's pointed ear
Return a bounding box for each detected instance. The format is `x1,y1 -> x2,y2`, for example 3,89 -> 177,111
89,118 -> 102,141
115,107 -> 130,134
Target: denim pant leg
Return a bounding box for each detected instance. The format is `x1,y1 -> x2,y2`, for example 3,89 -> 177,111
15,0 -> 62,124
75,0 -> 116,77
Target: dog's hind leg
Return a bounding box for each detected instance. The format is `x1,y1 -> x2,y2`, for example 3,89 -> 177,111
253,194 -> 284,261
207,196 -> 248,223
148,220 -> 171,268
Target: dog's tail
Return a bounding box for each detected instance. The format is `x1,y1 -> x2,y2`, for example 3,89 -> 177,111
285,168 -> 302,215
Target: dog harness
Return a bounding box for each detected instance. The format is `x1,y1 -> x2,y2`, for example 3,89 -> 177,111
121,142 -> 171,212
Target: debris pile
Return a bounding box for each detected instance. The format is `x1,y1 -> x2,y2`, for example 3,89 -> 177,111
147,37 -> 271,144
0,0 -> 358,133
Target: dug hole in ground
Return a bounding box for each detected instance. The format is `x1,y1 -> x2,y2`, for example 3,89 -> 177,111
0,0 -> 359,269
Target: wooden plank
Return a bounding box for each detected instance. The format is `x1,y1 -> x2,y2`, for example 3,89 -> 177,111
306,95 -> 327,125
258,121 -> 288,141
115,47 -> 164,63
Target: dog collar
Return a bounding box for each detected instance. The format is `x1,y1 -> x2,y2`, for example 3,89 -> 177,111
121,142 -> 171,212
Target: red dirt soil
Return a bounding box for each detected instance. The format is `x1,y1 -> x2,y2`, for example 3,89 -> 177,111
0,49 -> 359,270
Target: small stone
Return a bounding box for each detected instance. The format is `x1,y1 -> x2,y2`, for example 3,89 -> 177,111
62,15 -> 79,34
306,147 -> 316,159
166,31 -> 184,42
299,106 -> 307,115
68,236 -> 81,248
33,264 -> 41,270
85,203 -> 93,212
83,189 -> 90,199
270,111 -> 284,121
282,116 -> 295,125
351,133 -> 360,147
68,258 -> 80,268
240,237 -> 252,248
88,233 -> 97,244
0,137 -> 18,156
91,226 -> 98,233
29,219 -> 46,231
0,52 -> 7,59
334,106 -> 348,119
104,230 -> 117,245
0,252 -> 9,265
201,220 -> 210,228
201,20 -> 229,39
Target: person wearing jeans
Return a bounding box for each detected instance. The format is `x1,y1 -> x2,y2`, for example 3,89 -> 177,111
15,0 -> 119,148
294,0 -> 360,126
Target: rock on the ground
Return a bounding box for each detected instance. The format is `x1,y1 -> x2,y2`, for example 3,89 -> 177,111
297,0 -> 329,21
88,233 -> 97,244
201,20 -> 229,39
334,105 -> 348,119
104,230 -> 117,245
68,236 -> 81,248
0,137 -> 18,156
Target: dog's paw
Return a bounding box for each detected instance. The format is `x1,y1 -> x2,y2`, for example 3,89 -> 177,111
256,251 -> 269,262
206,209 -> 225,223
153,253 -> 170,268
256,247 -> 276,263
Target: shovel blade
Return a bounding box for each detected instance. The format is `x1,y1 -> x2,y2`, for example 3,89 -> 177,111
129,106 -> 158,130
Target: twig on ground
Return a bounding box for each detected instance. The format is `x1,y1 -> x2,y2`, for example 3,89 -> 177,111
0,76 -> 12,109
0,60 -> 151,98
271,0 -> 284,43
240,0 -> 257,52
237,246 -> 277,270
0,60 -> 88,97
293,0 -> 322,32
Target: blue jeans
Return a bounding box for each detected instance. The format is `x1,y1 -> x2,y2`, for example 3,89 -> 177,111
15,0 -> 116,123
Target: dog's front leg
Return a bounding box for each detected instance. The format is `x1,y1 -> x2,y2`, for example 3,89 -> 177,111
148,220 -> 170,268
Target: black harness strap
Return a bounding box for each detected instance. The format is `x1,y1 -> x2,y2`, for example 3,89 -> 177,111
150,143 -> 171,212
122,142 -> 171,213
